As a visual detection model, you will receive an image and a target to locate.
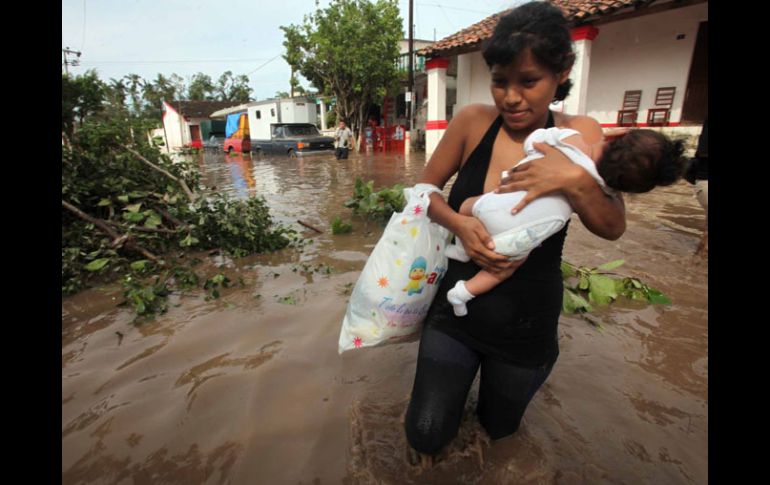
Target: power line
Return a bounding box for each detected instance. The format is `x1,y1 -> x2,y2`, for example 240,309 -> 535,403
416,3 -> 493,16
246,54 -> 282,75
79,58 -> 273,65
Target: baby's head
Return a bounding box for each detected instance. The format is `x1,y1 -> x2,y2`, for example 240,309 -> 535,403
597,130 -> 686,193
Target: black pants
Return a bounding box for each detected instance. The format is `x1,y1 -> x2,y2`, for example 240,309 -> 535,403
404,326 -> 557,455
335,147 -> 349,159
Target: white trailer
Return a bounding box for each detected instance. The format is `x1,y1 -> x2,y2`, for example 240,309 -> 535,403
247,97 -> 317,142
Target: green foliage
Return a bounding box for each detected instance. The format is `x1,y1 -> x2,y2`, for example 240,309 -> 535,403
190,194 -> 295,257
281,0 -> 402,133
204,273 -> 231,300
344,178 -> 405,221
62,85 -> 295,312
188,73 -> 217,101
215,70 -> 252,103
561,259 -> 672,324
62,70 -> 106,137
122,274 -> 170,317
325,109 -> 337,128
331,216 -> 353,234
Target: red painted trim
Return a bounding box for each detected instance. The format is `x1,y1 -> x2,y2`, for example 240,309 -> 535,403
426,120 -> 448,130
426,57 -> 450,70
600,122 -> 681,128
571,26 -> 599,41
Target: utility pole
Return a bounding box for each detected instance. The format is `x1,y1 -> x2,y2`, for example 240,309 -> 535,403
62,47 -> 81,75
408,0 -> 414,131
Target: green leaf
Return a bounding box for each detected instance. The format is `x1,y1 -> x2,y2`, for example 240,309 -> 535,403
144,213 -> 162,228
563,288 -> 592,313
123,211 -> 146,222
578,275 -> 590,290
588,274 -> 617,305
130,260 -> 148,271
560,261 -> 576,278
180,234 -> 199,247
596,259 -> 625,271
124,203 -> 142,213
84,258 -> 109,271
97,198 -> 112,207
646,288 -> 672,305
117,195 -> 130,203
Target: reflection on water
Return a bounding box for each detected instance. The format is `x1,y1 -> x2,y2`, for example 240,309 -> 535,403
63,150 -> 707,484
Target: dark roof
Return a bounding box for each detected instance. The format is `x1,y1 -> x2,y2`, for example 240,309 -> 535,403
167,100 -> 242,118
418,0 -> 681,58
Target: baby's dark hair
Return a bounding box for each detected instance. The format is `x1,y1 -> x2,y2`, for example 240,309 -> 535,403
598,130 -> 686,193
482,1 -> 575,101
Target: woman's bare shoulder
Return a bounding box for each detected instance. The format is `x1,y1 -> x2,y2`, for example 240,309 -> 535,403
454,103 -> 498,123
554,112 -> 603,143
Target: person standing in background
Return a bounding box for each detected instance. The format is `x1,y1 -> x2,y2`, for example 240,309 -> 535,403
335,120 -> 354,160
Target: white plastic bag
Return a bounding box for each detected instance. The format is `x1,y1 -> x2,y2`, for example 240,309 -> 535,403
338,183 -> 451,353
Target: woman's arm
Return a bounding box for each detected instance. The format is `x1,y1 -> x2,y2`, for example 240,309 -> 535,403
498,116 -> 626,240
420,105 -> 515,273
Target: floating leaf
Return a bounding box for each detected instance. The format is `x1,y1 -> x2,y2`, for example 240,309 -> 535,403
563,288 -> 592,313
588,274 -> 617,305
597,259 -> 625,271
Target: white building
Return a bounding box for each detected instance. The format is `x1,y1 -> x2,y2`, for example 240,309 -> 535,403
418,0 -> 708,157
161,100 -> 239,152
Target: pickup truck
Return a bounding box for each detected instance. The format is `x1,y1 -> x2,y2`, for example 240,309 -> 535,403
252,123 -> 335,158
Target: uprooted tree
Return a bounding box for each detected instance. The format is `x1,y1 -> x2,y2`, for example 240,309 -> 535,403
62,72 -> 295,318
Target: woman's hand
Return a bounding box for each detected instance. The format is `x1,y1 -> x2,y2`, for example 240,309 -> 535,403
452,214 -> 527,273
496,142 -> 585,213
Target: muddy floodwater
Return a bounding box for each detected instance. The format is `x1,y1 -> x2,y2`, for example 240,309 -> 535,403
62,149 -> 707,484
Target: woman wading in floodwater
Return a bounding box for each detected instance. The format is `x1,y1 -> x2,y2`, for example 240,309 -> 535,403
404,1 -> 627,462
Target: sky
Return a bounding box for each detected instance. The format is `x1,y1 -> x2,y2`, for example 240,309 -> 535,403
61,0 -> 518,101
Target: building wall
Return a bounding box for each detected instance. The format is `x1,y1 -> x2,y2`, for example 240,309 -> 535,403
161,102 -> 188,151
456,52 -> 493,110
586,2 -> 708,125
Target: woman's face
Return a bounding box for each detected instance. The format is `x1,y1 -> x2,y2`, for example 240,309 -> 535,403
490,49 -> 569,132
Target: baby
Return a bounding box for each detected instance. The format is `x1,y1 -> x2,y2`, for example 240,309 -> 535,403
445,127 -> 686,316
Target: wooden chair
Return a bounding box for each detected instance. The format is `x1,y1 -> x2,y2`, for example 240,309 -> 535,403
617,90 -> 642,126
647,86 -> 676,126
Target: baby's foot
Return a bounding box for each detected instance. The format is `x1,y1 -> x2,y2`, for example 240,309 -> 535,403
447,280 -> 475,317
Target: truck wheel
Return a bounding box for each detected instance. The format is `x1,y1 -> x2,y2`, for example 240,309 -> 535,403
288,149 -> 297,159
227,146 -> 234,154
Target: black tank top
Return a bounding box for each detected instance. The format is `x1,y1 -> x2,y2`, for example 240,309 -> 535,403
424,112 -> 565,367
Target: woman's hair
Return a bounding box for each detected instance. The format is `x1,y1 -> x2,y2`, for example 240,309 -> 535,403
482,1 -> 575,101
598,130 -> 687,193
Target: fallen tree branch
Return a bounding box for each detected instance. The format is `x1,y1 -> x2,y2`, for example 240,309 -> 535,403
123,145 -> 197,203
62,200 -> 163,263
297,219 -> 323,233
105,220 -> 180,234
156,206 -> 187,230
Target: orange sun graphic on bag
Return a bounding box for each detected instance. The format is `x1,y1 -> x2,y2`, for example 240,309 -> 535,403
377,276 -> 389,287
